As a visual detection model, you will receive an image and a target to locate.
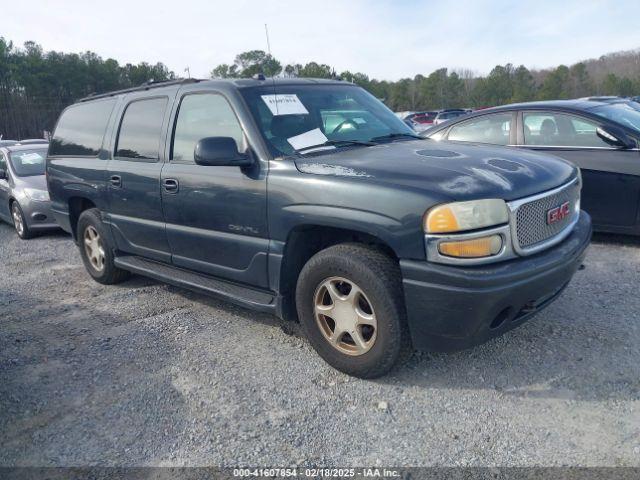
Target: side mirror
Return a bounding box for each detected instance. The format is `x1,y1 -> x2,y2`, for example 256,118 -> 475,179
596,125 -> 636,149
0,168 -> 6,180
194,137 -> 253,167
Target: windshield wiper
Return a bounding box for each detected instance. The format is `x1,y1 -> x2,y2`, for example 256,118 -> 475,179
296,139 -> 376,153
370,132 -> 422,142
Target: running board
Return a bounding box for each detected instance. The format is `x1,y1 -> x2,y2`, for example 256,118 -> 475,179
114,255 -> 277,313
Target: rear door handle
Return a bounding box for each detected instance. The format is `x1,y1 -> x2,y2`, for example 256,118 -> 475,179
163,178 -> 179,193
110,175 -> 122,187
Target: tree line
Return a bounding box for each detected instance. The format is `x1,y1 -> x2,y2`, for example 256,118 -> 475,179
0,38 -> 174,140
1,37 -> 639,139
212,49 -> 640,111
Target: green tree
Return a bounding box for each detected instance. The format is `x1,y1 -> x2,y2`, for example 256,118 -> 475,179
539,65 -> 570,99
511,65 -> 535,102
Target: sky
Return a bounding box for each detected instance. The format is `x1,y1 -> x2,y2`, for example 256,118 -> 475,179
3,0 -> 639,80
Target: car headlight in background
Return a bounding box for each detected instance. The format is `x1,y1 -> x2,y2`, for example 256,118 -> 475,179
24,188 -> 50,202
424,199 -> 509,233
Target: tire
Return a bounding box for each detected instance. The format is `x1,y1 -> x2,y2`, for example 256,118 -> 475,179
296,243 -> 411,378
76,208 -> 130,285
11,201 -> 33,240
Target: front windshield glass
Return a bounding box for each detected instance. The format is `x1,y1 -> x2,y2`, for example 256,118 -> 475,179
240,84 -> 417,156
9,149 -> 47,177
590,103 -> 640,133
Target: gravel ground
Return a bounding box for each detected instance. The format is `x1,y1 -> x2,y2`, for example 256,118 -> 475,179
1,222 -> 639,467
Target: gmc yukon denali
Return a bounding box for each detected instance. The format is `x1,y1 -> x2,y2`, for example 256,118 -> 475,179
46,78 -> 592,378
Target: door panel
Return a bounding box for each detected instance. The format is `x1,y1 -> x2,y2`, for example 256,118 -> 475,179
0,153 -> 10,222
161,91 -> 269,287
547,149 -> 640,228
107,96 -> 172,262
161,163 -> 269,286
520,111 -> 640,229
107,160 -> 170,261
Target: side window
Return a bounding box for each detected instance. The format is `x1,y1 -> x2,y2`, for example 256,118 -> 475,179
447,113 -> 512,145
50,99 -> 116,156
171,93 -> 246,163
523,112 -> 610,148
116,97 -> 168,160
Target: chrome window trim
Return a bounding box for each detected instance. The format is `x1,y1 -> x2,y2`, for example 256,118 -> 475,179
515,145 -> 639,151
507,177 -> 580,256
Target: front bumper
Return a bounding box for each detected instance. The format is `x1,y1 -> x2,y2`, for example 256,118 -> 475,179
23,199 -> 59,231
401,210 -> 592,352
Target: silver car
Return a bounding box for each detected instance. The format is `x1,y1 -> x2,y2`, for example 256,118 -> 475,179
0,144 -> 58,239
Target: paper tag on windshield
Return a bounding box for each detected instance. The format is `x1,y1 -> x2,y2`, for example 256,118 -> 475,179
20,153 -> 43,164
287,128 -> 335,153
261,94 -> 309,116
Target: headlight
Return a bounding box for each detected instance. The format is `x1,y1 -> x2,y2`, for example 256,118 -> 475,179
424,199 -> 509,233
24,188 -> 50,202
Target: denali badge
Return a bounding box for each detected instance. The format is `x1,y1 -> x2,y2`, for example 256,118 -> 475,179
547,201 -> 570,225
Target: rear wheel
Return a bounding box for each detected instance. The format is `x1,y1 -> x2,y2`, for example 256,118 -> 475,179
11,201 -> 33,239
77,208 -> 129,285
296,243 -> 411,378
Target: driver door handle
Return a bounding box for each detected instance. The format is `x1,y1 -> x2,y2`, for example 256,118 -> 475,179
110,175 -> 122,188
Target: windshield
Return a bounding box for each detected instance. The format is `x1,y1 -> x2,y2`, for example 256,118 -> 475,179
590,103 -> 640,133
240,84 -> 417,156
9,149 -> 47,177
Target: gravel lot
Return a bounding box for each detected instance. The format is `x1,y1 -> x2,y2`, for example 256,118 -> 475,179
1,221 -> 639,467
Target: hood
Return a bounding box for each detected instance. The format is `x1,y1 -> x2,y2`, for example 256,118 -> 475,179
16,174 -> 47,190
294,139 -> 577,202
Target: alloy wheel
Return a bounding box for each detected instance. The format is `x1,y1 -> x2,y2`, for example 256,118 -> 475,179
314,276 -> 378,356
12,204 -> 24,237
84,226 -> 106,272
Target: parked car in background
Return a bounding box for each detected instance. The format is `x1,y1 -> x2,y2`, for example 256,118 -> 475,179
423,99 -> 640,235
0,140 -> 18,147
402,111 -> 439,132
433,109 -> 469,125
0,144 -> 58,239
17,139 -> 50,145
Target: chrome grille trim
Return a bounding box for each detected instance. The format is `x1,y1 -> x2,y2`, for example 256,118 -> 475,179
508,177 -> 581,256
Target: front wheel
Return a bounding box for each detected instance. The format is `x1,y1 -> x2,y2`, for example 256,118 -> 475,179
11,201 -> 33,240
296,243 -> 411,378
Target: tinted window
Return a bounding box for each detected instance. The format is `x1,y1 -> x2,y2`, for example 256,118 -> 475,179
523,112 -> 610,147
591,103 -> 640,134
50,99 -> 116,156
447,113 -> 512,145
9,149 -> 47,176
116,97 -> 168,160
172,94 -> 245,162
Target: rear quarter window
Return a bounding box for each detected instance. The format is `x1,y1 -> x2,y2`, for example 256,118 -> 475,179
49,99 -> 116,156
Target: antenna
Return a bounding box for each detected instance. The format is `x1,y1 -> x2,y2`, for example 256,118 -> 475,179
264,24 -> 272,57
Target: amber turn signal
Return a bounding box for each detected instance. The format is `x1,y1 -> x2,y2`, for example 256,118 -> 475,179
438,235 -> 503,258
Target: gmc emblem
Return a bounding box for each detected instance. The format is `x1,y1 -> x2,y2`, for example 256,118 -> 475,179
547,201 -> 571,225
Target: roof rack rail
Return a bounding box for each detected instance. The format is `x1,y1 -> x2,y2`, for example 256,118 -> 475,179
79,78 -> 201,102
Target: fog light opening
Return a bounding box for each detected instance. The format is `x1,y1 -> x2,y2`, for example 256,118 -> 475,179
490,307 -> 512,330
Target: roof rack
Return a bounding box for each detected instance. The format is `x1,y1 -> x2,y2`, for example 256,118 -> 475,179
79,78 -> 201,102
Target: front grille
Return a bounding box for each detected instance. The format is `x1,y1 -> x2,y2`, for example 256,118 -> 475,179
514,180 -> 580,250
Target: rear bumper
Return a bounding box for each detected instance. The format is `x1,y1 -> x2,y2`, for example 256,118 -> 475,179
400,211 -> 592,352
